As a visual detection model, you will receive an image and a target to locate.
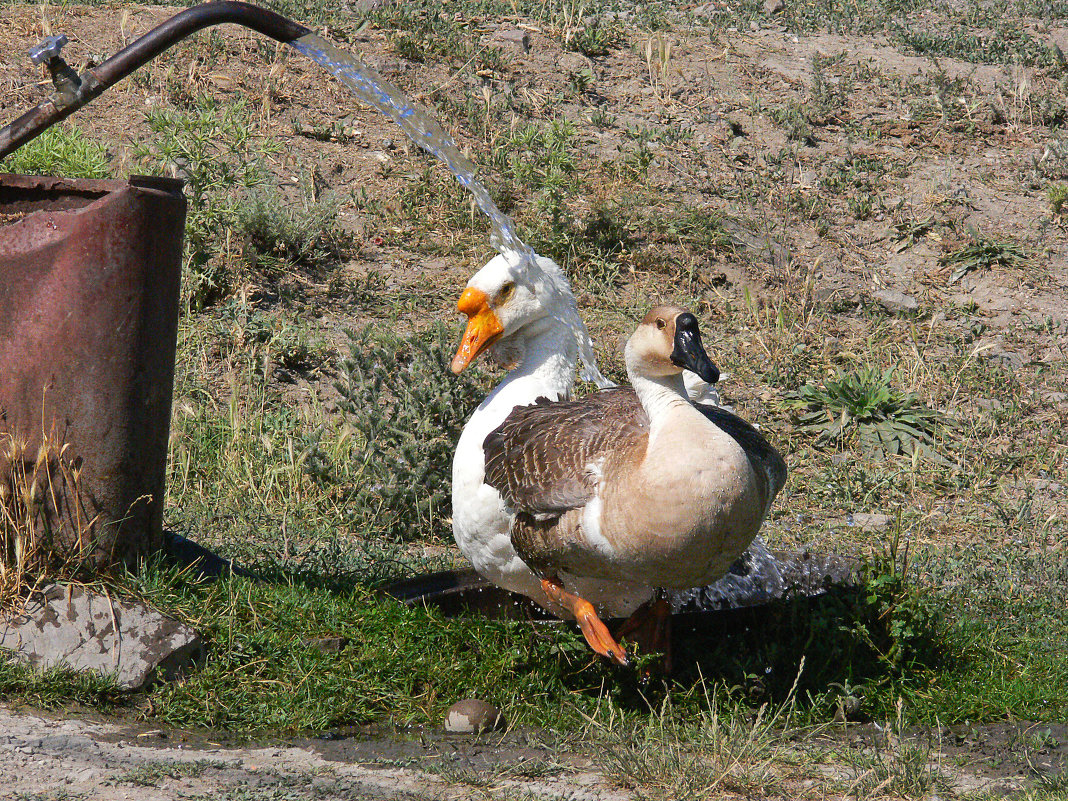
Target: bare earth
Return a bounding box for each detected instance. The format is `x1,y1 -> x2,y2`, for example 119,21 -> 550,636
3,702 -> 1067,799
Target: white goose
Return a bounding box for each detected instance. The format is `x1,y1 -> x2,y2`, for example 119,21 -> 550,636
450,255 -> 786,664
450,253 -> 652,628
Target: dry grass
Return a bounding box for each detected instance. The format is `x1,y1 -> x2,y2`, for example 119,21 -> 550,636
0,432 -> 99,609
584,662 -> 820,799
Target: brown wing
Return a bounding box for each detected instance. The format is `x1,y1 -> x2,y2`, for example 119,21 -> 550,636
482,387 -> 648,516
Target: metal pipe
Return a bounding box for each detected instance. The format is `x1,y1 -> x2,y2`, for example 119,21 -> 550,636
0,1 -> 311,159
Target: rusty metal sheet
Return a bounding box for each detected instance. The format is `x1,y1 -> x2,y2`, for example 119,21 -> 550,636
0,173 -> 185,570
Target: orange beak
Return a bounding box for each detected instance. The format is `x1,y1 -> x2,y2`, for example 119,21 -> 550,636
451,287 -> 504,374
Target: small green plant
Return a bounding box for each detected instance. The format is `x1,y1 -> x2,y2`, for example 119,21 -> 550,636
848,192 -> 875,220
620,141 -> 655,179
785,367 -> 945,459
589,104 -> 616,129
566,67 -> 594,96
115,759 -> 225,787
568,18 -> 623,57
890,215 -> 937,251
940,234 -> 1027,284
646,206 -> 736,254
134,96 -> 280,309
769,102 -> 816,145
808,53 -> 851,122
1048,184 -> 1068,215
326,325 -> 491,541
235,180 -> 348,275
1,124 -> 110,179
494,118 -> 577,194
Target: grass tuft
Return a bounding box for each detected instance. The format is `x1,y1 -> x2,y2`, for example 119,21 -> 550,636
784,367 -> 945,460
0,124 -> 111,179
941,235 -> 1028,284
0,433 -> 100,609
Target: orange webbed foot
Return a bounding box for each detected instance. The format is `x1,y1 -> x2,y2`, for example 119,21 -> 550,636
541,578 -> 628,666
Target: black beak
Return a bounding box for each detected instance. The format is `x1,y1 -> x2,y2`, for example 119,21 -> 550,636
670,312 -> 720,385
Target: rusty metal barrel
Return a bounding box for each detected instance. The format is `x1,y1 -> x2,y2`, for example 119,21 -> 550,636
0,174 -> 185,571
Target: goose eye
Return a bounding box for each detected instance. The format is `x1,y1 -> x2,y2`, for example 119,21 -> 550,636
655,318 -> 666,330
497,282 -> 516,303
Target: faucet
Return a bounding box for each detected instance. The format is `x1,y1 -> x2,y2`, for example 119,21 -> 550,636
28,34 -> 82,109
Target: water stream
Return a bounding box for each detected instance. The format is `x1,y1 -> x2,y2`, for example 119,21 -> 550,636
290,34 -> 532,266
290,33 -> 612,386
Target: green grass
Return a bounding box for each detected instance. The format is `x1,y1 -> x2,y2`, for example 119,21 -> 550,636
1049,184 -> 1068,215
115,759 -> 227,786
941,236 -> 1028,284
896,22 -> 1057,67
0,124 -> 111,179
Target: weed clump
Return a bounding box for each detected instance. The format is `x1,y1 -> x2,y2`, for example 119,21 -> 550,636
0,124 -> 111,179
567,17 -> 624,57
940,233 -> 1028,284
134,96 -> 281,309
1050,184 -> 1068,215
326,325 -> 492,541
784,367 -> 945,460
236,182 -> 350,275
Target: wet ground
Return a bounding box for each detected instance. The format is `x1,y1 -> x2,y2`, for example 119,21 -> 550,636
2,702 -> 1064,800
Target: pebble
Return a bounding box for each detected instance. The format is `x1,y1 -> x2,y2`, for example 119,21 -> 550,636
873,288 -> 919,313
300,636 -> 351,654
492,28 -> 531,54
444,699 -> 502,734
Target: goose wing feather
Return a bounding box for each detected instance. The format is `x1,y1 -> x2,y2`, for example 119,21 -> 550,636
484,389 -> 787,518
482,388 -> 646,515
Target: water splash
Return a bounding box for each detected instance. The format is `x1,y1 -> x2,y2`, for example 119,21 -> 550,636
667,537 -> 786,613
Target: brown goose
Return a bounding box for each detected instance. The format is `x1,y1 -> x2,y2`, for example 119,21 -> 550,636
482,306 -> 786,665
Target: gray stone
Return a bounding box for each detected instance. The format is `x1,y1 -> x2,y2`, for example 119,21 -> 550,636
444,699 -> 503,733
764,0 -> 785,14
492,28 -> 531,54
851,513 -> 891,531
873,288 -> 919,313
0,584 -> 203,690
301,635 -> 350,654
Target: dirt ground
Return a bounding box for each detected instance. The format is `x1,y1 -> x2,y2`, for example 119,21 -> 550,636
3,3 -> 1066,338
1,702 -> 1064,799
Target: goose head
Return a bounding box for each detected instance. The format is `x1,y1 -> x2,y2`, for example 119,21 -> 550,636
450,253 -> 611,387
624,306 -> 720,385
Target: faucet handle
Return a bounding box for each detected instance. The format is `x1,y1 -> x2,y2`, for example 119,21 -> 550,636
29,34 -> 69,65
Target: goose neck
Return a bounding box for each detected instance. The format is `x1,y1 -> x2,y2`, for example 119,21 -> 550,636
631,372 -> 691,432
488,318 -> 577,407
